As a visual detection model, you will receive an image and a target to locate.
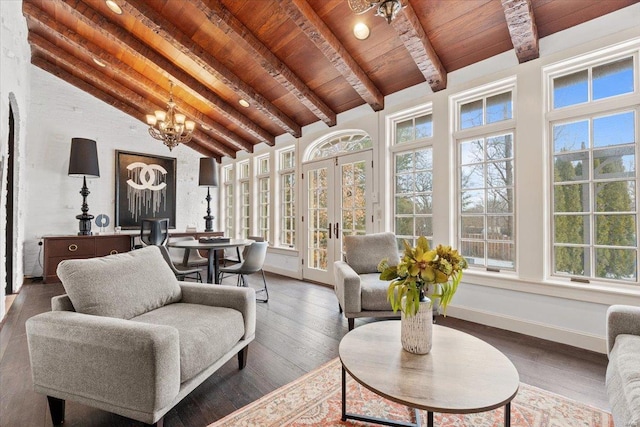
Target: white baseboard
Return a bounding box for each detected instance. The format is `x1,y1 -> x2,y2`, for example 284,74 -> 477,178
445,305 -> 607,354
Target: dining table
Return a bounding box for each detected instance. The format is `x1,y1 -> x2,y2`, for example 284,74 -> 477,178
167,238 -> 254,284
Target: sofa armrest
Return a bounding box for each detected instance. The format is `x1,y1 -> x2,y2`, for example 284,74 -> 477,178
607,305 -> 640,356
51,294 -> 75,312
26,311 -> 180,413
333,261 -> 362,313
179,282 -> 256,340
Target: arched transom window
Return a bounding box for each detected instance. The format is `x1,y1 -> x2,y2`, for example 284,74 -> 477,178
306,130 -> 372,160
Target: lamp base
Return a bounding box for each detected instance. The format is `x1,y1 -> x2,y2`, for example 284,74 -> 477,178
203,215 -> 214,233
76,213 -> 94,236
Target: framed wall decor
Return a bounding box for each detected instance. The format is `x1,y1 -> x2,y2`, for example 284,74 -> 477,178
115,150 -> 177,229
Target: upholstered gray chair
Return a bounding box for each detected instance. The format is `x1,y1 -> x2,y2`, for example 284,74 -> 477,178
606,304 -> 640,427
333,232 -> 400,330
26,246 -> 256,426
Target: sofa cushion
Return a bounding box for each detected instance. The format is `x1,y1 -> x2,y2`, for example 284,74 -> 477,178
57,246 -> 181,320
360,273 -> 393,311
606,334 -> 640,427
344,232 -> 400,274
132,303 -> 245,382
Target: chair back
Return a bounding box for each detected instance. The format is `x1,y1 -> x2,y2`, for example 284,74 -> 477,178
167,236 -> 204,265
343,232 -> 399,274
140,218 -> 169,246
243,235 -> 265,258
157,245 -> 181,275
238,241 -> 268,274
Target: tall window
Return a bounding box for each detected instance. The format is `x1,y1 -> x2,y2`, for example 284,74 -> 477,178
547,54 -> 638,282
256,155 -> 270,241
394,148 -> 433,248
279,148 -> 296,248
238,161 -> 250,239
390,108 -> 433,248
454,85 -> 516,271
223,165 -> 234,238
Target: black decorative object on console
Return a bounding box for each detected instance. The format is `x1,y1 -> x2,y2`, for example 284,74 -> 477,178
68,138 -> 100,236
198,158 -> 218,232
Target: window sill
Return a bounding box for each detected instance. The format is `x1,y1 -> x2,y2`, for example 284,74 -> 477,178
268,246 -> 298,256
462,269 -> 640,306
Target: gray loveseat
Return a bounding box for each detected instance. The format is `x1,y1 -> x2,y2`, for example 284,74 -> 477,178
26,246 -> 256,426
606,304 -> 640,427
333,232 -> 400,330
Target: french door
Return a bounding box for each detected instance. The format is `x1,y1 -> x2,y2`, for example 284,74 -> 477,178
302,150 -> 373,284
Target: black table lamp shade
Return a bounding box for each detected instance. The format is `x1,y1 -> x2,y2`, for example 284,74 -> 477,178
198,157 -> 218,187
69,138 -> 100,178
198,158 -> 218,232
68,138 -> 100,236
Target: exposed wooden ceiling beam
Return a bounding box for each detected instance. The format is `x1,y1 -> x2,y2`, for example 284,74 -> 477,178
392,2 -> 447,92
118,0 -> 302,138
53,0 -> 275,147
193,0 -> 337,127
29,34 -> 233,158
501,0 -> 539,63
23,3 -> 251,155
280,0 -> 384,111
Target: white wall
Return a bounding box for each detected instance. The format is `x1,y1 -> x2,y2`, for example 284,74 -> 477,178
223,4 -> 640,352
22,68 -> 219,277
1,0 -> 31,317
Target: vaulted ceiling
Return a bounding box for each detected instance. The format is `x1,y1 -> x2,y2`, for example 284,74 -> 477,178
22,0 -> 638,161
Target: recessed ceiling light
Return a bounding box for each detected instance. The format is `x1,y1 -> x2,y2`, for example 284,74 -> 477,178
239,99 -> 250,108
353,22 -> 370,40
92,57 -> 106,67
201,124 -> 211,131
105,0 -> 122,15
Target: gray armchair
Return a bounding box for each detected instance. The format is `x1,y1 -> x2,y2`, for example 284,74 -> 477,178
606,304 -> 640,427
26,246 -> 256,426
333,232 -> 400,330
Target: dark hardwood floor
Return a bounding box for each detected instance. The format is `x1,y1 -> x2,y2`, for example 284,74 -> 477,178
0,274 -> 610,427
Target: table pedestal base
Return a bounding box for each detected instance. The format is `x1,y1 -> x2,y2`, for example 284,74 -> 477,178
341,367 -> 511,427
342,367 -> 421,427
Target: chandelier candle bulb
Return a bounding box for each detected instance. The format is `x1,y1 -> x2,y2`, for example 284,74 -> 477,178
145,115 -> 157,126
185,121 -> 195,131
174,113 -> 186,124
154,110 -> 166,122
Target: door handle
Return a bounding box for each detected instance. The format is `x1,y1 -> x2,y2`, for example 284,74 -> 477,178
329,222 -> 332,239
334,222 -> 339,238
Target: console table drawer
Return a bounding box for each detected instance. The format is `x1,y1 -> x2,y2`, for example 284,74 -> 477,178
46,238 -> 95,256
95,236 -> 132,256
43,235 -> 132,283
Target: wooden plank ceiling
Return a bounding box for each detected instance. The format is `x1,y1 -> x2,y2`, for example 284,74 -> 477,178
22,0 -> 638,161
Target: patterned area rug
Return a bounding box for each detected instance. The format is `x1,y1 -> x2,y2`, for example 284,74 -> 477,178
210,358 -> 613,427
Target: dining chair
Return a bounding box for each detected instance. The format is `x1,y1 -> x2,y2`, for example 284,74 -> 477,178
218,241 -> 269,302
140,218 -> 169,246
221,235 -> 265,266
167,236 -> 209,268
158,245 -> 203,282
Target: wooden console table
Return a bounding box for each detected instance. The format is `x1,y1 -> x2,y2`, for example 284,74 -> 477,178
43,234 -> 133,283
43,231 -> 224,284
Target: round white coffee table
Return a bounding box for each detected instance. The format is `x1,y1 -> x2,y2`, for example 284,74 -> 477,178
339,321 -> 520,427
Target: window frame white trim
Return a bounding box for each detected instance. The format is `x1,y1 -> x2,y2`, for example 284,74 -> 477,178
450,77 -> 518,273
277,146 -> 296,250
254,154 -> 270,242
544,44 -> 640,286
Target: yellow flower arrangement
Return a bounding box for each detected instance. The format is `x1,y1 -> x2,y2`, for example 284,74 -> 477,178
378,236 -> 468,317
